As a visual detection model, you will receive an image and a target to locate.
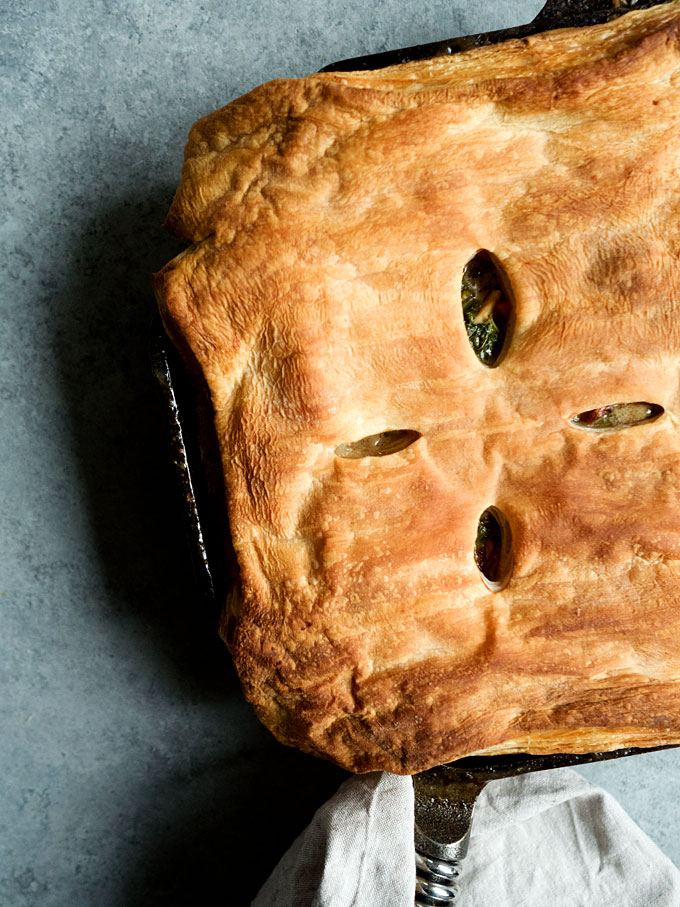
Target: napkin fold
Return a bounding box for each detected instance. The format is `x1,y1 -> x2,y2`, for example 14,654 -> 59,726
253,767 -> 680,907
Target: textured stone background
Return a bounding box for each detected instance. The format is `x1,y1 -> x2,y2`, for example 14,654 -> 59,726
3,1 -> 680,905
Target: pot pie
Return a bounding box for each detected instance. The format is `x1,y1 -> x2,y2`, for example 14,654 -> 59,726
154,1 -> 680,774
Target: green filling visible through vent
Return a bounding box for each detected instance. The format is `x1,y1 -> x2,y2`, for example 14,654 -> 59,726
474,506 -> 513,592
462,249 -> 513,368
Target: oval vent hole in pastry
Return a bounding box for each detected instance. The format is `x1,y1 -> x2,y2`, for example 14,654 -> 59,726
334,430 -> 421,459
462,249 -> 514,368
474,506 -> 513,592
570,402 -> 664,431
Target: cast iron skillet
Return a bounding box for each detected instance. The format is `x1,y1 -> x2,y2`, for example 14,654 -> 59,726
152,2 -> 679,896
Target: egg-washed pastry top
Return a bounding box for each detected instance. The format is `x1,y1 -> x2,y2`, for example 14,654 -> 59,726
154,1 -> 680,774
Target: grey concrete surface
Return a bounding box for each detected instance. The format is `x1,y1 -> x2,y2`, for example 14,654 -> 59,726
2,1 -> 680,905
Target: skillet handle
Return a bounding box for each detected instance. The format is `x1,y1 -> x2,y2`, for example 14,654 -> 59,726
413,771 -> 487,905
415,850 -> 461,905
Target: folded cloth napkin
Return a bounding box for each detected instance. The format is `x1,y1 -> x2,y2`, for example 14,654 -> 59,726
253,767 -> 680,907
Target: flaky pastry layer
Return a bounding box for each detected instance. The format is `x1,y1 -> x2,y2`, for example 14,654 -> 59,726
155,2 -> 680,773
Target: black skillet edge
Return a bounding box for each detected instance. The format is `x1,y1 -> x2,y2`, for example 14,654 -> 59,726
319,0 -> 672,73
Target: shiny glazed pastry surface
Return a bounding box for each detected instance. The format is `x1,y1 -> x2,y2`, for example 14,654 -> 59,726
155,2 -> 680,773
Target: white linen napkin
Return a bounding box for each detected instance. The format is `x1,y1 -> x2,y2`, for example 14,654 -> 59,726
253,767 -> 680,907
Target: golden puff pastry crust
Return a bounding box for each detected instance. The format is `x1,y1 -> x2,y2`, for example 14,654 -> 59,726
155,2 -> 680,774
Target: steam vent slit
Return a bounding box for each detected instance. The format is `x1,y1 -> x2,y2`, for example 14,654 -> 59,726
475,506 -> 513,592
570,402 -> 664,431
334,429 -> 421,459
462,249 -> 514,367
